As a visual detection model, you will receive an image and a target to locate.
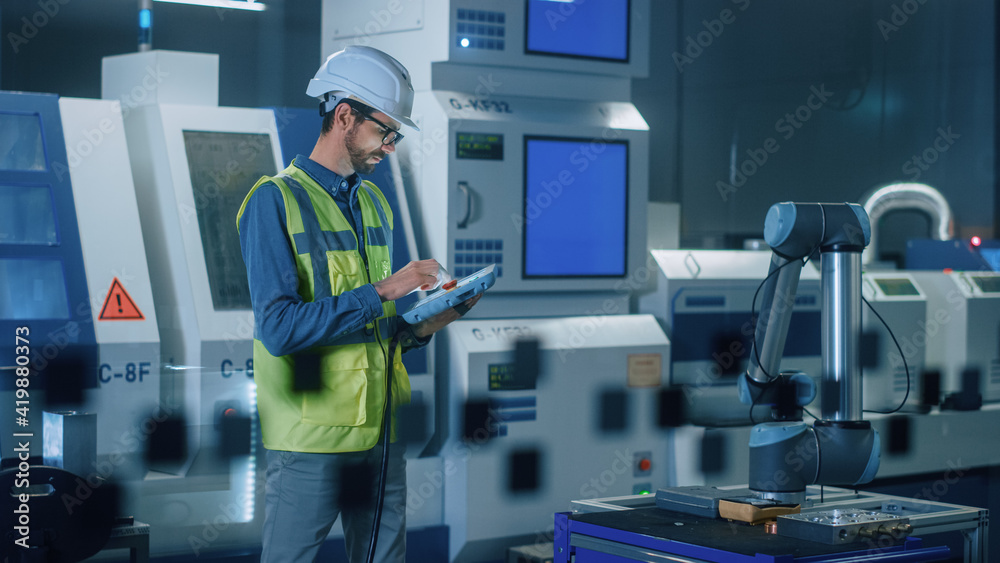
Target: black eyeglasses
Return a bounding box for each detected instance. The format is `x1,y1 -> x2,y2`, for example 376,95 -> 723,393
343,100 -> 404,146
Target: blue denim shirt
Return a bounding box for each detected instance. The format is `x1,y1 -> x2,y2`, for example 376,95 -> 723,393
238,155 -> 423,357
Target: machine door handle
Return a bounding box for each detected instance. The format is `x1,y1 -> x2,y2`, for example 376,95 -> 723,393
457,181 -> 473,229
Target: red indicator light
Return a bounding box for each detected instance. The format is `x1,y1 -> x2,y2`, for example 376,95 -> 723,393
971,236 -> 982,247
638,459 -> 652,472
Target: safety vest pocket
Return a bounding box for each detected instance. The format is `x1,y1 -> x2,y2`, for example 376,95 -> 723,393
301,369 -> 368,427
327,250 -> 364,296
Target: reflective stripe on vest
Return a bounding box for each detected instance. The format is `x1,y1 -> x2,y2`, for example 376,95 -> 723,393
236,162 -> 409,453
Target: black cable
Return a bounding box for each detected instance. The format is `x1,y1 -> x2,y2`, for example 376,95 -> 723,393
747,260 -> 799,424
749,209 -> 826,383
860,296 -> 912,415
748,258 -> 802,382
366,331 -> 403,563
747,206 -> 827,423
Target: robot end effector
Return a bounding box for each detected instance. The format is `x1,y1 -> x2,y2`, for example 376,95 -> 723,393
739,202 -> 880,501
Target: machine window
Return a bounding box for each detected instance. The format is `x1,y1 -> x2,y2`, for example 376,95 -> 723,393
0,258 -> 70,319
0,185 -> 58,245
0,113 -> 46,171
182,130 -> 277,311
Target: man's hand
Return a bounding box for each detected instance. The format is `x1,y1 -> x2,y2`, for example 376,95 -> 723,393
412,294 -> 482,339
373,259 -> 442,302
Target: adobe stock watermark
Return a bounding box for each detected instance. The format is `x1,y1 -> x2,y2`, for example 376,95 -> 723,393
511,127 -> 624,235
888,293 -> 964,369
901,126 -> 959,182
189,481 -> 262,555
59,400 -> 179,514
577,449 -> 635,499
857,458 -> 969,557
717,84 -> 834,202
393,406 -> 507,519
398,73 -> 503,179
672,0 -> 751,73
327,0 -> 416,46
53,65 -> 170,183
178,107 -> 296,227
6,0 -> 72,54
553,254 -> 658,363
877,0 -> 930,41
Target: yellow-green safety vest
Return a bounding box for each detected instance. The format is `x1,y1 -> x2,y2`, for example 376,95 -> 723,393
236,162 -> 410,453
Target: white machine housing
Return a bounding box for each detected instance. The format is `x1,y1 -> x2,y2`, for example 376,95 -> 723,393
639,250 -> 823,425
57,98 -> 162,478
322,0 -> 650,92
860,272 -> 928,412
911,271 -> 1000,402
443,314 -> 670,562
105,50 -> 281,553
400,91 -> 649,317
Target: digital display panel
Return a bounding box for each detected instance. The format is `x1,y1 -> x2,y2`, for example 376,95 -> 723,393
525,0 -> 629,62
0,185 -> 58,245
457,132 -> 504,160
972,275 -> 1000,294
489,362 -> 537,391
0,113 -> 46,171
0,259 -> 69,319
182,131 -> 277,311
875,278 -> 920,297
523,136 -> 628,278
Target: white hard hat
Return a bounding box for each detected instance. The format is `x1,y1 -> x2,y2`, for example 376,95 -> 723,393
307,45 -> 419,131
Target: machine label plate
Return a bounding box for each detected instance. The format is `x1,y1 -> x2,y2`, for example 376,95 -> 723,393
627,353 -> 662,387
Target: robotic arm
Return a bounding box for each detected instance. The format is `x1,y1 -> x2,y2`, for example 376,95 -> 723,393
739,202 -> 880,504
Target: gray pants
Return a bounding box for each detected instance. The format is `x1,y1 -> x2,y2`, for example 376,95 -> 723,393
260,442 -> 407,563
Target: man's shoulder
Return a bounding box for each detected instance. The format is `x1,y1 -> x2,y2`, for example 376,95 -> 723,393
360,179 -> 391,206
244,179 -> 289,212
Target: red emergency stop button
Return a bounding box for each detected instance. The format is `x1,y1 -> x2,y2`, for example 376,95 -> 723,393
638,458 -> 652,472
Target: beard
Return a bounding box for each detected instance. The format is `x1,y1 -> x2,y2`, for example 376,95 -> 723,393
345,124 -> 386,175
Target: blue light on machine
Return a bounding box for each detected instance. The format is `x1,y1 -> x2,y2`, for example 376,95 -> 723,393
153,0 -> 267,11
139,9 -> 152,28
243,381 -> 258,521
460,37 -> 470,47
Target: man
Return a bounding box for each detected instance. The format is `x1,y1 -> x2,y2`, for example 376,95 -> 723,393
237,46 -> 478,563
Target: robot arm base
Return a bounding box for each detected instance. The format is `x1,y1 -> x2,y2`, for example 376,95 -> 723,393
748,420 -> 880,499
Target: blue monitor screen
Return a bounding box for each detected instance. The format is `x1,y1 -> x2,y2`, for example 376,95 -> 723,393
525,0 -> 629,62
523,137 -> 628,278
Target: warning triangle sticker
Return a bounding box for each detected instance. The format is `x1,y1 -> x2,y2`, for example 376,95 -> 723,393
99,277 -> 145,321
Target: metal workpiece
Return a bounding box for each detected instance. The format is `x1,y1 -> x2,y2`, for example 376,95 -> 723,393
777,509 -> 912,545
821,250 -> 864,421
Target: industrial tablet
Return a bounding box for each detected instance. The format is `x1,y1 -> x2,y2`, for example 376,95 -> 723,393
402,264 -> 496,324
